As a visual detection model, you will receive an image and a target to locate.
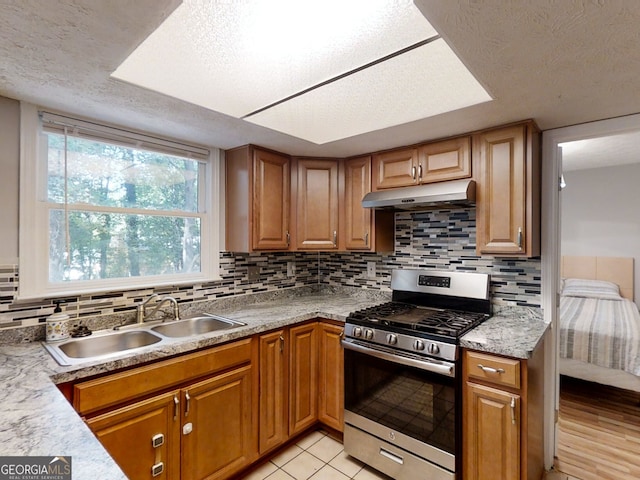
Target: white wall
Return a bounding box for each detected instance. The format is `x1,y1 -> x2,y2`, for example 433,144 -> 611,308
561,162 -> 640,303
0,96 -> 20,264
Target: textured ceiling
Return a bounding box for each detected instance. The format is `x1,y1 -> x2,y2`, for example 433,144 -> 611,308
2,0 -> 640,158
562,131 -> 640,171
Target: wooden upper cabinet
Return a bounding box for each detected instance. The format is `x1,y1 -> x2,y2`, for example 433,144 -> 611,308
373,137 -> 471,190
293,158 -> 339,250
372,147 -> 419,190
474,122 -> 540,257
418,136 -> 471,183
344,156 -> 394,252
225,146 -> 291,252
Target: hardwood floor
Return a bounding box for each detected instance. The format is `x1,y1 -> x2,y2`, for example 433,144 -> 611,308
555,376 -> 640,480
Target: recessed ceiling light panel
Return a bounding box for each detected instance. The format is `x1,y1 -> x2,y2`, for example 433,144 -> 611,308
112,0 -> 491,144
112,0 -> 437,118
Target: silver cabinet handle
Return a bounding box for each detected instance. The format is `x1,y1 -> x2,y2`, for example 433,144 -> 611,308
286,230 -> 290,247
477,364 -> 505,374
517,227 -> 523,249
184,391 -> 191,417
364,231 -> 369,247
411,166 -> 416,180
173,395 -> 179,421
279,335 -> 285,353
379,448 -> 404,465
333,230 -> 337,247
510,397 -> 516,425
418,164 -> 423,181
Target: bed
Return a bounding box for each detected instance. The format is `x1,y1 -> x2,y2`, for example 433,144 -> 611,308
559,256 -> 640,392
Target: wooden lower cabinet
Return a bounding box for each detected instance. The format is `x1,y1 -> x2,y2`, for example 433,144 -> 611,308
81,323 -> 346,480
181,365 -> 254,480
258,321 -> 344,458
317,322 -> 344,431
462,338 -> 545,480
258,329 -> 288,454
78,339 -> 256,480
87,391 -> 181,480
289,322 -> 319,435
464,382 -> 521,480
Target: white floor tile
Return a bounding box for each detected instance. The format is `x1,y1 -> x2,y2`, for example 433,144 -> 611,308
306,435 -> 344,463
281,451 -> 325,480
265,469 -> 296,480
295,430 -> 326,450
308,465 -> 349,480
328,451 -> 364,478
271,444 -> 304,467
242,461 -> 278,480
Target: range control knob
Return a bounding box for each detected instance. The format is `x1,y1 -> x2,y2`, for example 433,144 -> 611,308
387,334 -> 398,345
364,329 -> 374,340
428,343 -> 440,355
413,340 -> 426,351
353,327 -> 362,338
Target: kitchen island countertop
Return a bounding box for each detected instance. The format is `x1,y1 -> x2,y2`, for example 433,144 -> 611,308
0,286 -> 547,478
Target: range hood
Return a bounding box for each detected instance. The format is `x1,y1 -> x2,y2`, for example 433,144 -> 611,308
362,178 -> 476,210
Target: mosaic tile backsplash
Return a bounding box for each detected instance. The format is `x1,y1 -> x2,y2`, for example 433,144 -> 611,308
0,207 -> 541,340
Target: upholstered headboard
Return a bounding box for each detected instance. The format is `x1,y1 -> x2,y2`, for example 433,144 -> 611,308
561,256 -> 634,301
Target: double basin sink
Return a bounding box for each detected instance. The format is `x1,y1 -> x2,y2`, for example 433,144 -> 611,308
44,314 -> 246,366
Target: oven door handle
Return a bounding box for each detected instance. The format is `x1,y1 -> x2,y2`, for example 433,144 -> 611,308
341,339 -> 455,377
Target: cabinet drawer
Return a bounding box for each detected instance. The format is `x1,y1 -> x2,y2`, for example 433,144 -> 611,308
465,350 -> 521,389
74,338 -> 253,415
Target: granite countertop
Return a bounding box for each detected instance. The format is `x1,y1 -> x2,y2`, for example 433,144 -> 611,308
461,305 -> 549,358
0,286 -> 548,479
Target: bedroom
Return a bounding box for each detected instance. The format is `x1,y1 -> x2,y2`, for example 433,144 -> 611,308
552,128 -> 640,479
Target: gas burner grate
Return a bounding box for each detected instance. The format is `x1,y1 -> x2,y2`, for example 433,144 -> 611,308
346,302 -> 488,339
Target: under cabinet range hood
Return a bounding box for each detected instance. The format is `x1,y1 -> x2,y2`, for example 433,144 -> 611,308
362,178 -> 476,210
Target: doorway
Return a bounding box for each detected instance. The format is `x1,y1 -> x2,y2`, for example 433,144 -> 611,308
542,113 -> 640,473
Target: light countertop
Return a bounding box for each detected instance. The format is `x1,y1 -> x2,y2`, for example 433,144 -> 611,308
0,286 -> 547,478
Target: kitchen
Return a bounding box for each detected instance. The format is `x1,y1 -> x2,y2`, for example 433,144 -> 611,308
1,1 -> 640,479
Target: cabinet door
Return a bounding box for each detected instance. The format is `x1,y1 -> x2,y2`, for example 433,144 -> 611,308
253,149 -> 291,250
474,124 -> 540,256
289,322 -> 319,435
294,159 -> 339,250
372,148 -> 419,190
344,156 -> 373,250
258,330 -> 288,454
181,365 -> 254,480
464,382 -> 520,480
418,136 -> 471,183
86,391 -> 181,480
318,323 -> 344,432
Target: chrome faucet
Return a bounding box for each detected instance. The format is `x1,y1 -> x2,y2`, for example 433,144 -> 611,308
137,295 -> 180,323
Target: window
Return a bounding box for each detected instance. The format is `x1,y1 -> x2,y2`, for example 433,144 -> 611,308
19,105 -> 220,298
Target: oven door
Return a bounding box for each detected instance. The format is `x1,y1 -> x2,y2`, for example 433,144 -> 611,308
342,339 -> 458,479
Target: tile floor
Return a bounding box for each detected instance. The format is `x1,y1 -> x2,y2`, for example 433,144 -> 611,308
241,429 -> 579,480
241,430 -> 391,480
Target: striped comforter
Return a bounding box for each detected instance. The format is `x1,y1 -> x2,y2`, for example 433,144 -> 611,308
559,295 -> 640,376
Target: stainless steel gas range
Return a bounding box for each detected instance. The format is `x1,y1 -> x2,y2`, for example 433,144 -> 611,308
342,269 -> 491,480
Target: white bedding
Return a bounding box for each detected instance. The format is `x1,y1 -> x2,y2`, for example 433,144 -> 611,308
559,295 -> 640,376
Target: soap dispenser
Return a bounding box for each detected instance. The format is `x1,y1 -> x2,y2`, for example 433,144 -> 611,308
46,301 -> 70,342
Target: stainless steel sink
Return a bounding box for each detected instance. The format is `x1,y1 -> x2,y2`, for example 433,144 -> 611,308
151,314 -> 245,338
57,330 -> 163,359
